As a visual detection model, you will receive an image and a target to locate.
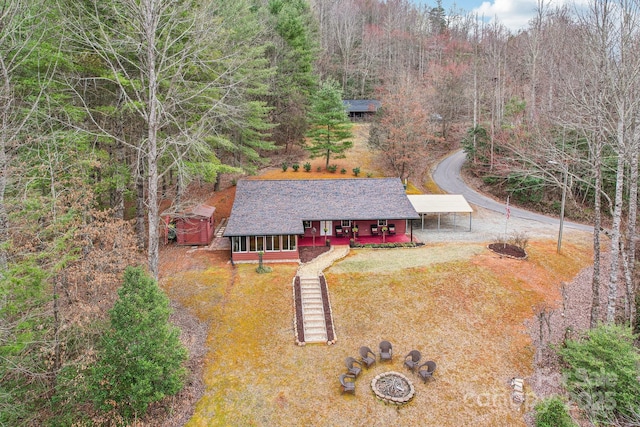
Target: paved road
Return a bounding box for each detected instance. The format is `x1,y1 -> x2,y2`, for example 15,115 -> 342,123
432,150 -> 592,232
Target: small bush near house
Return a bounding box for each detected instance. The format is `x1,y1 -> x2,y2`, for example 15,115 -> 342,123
353,167 -> 360,176
327,164 -> 338,173
282,162 -> 288,172
340,168 -> 346,174
292,163 -> 300,171
304,162 -> 311,172
534,396 -> 576,427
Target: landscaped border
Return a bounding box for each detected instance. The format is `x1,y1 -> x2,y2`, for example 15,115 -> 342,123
292,276 -> 305,345
319,274 -> 336,344
348,242 -> 423,249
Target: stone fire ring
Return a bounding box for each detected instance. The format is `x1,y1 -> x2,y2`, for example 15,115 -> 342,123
371,371 -> 415,405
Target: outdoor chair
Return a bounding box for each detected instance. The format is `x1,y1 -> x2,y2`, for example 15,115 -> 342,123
403,350 -> 422,372
335,226 -> 344,238
339,373 -> 356,394
370,225 -> 379,235
379,340 -> 393,361
359,346 -> 376,368
345,356 -> 362,377
388,224 -> 396,235
417,361 -> 437,383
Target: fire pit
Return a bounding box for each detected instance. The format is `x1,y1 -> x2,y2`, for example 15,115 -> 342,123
371,371 -> 415,404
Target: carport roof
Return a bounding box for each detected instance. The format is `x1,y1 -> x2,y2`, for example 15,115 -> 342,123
407,194 -> 473,214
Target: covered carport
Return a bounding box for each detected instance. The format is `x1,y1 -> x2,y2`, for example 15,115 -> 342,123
407,194 -> 474,231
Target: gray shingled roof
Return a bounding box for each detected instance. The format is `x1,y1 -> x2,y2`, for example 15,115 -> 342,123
223,178 -> 419,237
343,100 -> 381,113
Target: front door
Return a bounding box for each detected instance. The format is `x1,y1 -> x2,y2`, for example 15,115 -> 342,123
320,220 -> 332,236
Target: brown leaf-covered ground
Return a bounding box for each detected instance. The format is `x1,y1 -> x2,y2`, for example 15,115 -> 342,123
151,125 -> 601,426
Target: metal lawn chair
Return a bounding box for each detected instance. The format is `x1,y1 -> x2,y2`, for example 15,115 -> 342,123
345,356 -> 362,377
403,350 -> 421,372
417,361 -> 437,383
379,340 -> 393,361
339,373 -> 356,394
359,346 -> 376,368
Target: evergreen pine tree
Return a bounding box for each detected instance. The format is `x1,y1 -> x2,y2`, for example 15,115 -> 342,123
90,266 -> 187,421
306,79 -> 353,169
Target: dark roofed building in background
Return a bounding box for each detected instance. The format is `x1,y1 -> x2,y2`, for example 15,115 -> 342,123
224,178 -> 419,263
343,99 -> 381,121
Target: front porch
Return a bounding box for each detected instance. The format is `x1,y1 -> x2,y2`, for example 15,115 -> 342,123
298,232 -> 413,247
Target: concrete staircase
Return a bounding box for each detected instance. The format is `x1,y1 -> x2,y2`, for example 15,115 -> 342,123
299,276 -> 327,343
294,245 -> 349,345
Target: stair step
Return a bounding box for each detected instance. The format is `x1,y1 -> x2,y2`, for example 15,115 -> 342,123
303,320 -> 326,327
305,334 -> 328,342
303,313 -> 324,319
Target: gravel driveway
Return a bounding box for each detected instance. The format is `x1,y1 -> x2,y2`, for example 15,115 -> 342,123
411,205 -> 590,245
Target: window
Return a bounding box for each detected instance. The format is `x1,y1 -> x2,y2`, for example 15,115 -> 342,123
282,235 -> 296,251
378,219 -> 388,226
265,235 -> 280,251
232,236 -> 248,253
303,220 -> 312,229
341,220 -> 351,227
250,236 -> 265,252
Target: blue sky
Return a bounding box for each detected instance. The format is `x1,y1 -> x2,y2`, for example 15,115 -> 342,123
415,0 -> 577,33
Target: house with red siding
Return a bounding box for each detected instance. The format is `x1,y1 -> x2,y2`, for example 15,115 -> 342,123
223,178 -> 419,263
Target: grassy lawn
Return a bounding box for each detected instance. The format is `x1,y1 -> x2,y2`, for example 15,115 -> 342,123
160,236 -> 593,426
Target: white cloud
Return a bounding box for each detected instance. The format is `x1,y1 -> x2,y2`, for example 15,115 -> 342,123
474,0 -> 538,31
473,0 -> 583,33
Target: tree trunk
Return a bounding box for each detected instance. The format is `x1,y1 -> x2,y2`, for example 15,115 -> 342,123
136,161 -> 146,251
606,124 -> 626,323
113,143 -> 125,220
0,57 -> 11,273
144,0 -> 160,279
590,136 -> 602,328
0,120 -> 8,274
623,134 -> 639,323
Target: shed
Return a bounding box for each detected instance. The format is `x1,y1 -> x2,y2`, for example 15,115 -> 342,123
343,100 -> 381,121
164,204 -> 216,246
407,194 -> 473,231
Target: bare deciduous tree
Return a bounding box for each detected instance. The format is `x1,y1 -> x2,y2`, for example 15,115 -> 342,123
61,0 -> 271,278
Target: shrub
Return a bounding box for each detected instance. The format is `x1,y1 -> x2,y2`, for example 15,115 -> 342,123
534,396 -> 576,427
292,163 -> 300,171
327,164 -> 338,173
281,162 -> 288,172
508,231 -> 529,250
317,166 -> 322,172
303,162 -> 311,172
340,168 -> 346,174
353,167 -> 360,176
90,267 -> 188,421
557,324 -> 640,421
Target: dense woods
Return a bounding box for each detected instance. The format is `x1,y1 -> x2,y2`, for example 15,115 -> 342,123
2,0 -> 640,424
